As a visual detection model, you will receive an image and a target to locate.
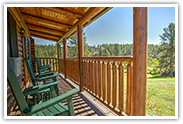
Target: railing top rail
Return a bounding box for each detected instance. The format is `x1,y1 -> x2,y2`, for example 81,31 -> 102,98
66,57 -> 78,59
39,56 -> 133,62
82,56 -> 133,62
38,57 -> 58,59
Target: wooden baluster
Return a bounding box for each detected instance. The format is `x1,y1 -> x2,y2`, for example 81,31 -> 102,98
95,61 -> 98,97
85,60 -> 88,89
82,60 -> 84,88
130,64 -> 133,115
49,59 -> 51,71
83,60 -> 86,88
102,61 -> 106,102
91,60 -> 94,94
112,61 -> 117,108
89,60 -> 92,91
51,59 -> 53,71
126,62 -> 132,115
98,61 -> 102,99
88,60 -> 91,91
85,60 -> 87,89
42,59 -> 44,65
119,62 -> 124,113
56,59 -> 58,71
93,60 -> 96,94
53,59 -> 55,72
46,58 -> 48,65
107,61 -> 111,105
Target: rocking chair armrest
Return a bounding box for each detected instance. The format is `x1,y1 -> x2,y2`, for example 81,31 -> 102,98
38,65 -> 52,69
35,74 -> 60,82
23,88 -> 79,114
35,72 -> 54,78
23,81 -> 60,96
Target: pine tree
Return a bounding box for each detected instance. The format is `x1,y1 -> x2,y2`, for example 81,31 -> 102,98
158,23 -> 175,77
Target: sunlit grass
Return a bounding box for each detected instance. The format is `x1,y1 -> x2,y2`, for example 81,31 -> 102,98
146,73 -> 175,116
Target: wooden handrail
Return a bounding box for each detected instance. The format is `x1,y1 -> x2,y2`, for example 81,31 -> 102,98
82,56 -> 133,62
38,57 -> 58,59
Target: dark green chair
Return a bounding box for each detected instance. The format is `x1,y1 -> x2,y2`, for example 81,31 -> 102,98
35,58 -> 52,74
24,58 -> 60,98
7,59 -> 79,116
27,58 -> 56,79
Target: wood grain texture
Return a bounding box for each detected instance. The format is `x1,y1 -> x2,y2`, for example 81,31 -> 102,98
133,7 -> 147,116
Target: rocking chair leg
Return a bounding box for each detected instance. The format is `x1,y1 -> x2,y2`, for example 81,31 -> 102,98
67,97 -> 75,116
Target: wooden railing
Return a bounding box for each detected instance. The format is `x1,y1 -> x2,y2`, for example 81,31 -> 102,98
47,56 -> 133,116
66,57 -> 80,82
38,58 -> 59,72
81,56 -> 133,116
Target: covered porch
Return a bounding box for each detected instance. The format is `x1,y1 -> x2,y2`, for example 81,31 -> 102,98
9,74 -> 114,116
7,6 -> 147,116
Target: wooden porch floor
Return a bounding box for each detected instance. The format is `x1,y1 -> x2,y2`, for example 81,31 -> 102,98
9,74 -> 116,116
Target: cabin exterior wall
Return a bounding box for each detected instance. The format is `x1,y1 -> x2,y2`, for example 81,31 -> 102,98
7,9 -> 31,115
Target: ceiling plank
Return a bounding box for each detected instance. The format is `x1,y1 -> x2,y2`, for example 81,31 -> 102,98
27,23 -> 64,36
22,13 -> 72,29
30,30 -> 60,40
29,29 -> 62,38
31,34 -> 58,42
41,7 -> 83,19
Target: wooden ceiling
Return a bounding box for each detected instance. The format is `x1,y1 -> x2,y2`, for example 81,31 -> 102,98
18,7 -> 112,43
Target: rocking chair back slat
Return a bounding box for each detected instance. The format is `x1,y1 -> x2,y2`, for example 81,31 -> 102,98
7,59 -> 28,114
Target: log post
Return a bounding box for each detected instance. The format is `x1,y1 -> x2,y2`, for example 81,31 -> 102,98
77,24 -> 84,92
57,44 -> 60,72
63,38 -> 67,79
132,7 -> 148,116
30,37 -> 36,73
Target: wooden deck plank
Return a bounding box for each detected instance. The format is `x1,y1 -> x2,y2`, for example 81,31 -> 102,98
8,74 -> 109,116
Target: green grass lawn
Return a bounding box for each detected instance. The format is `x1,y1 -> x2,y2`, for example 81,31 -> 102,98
146,73 -> 175,116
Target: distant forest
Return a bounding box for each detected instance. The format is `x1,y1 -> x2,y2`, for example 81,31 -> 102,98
35,23 -> 175,77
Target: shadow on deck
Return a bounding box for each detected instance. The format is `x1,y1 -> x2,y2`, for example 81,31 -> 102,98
9,74 -> 114,116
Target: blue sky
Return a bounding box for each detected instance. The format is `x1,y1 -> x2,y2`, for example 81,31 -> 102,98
34,7 -> 175,46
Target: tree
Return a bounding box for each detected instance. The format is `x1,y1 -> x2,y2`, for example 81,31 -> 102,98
158,23 -> 175,77
67,33 -> 90,57
147,57 -> 160,74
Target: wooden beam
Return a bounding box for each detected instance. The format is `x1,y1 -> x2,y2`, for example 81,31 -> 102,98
31,34 -> 58,42
57,7 -> 105,44
63,38 -> 67,79
42,7 -> 83,19
29,29 -> 61,39
132,7 -> 147,116
27,23 -> 65,36
77,24 -> 84,92
22,13 -> 72,29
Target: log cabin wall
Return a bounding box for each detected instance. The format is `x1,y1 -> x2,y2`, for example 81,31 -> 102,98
7,8 -> 31,115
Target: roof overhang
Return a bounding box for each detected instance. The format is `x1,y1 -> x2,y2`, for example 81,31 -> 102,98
8,7 -> 112,44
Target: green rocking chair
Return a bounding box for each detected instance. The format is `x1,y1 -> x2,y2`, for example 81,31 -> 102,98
35,58 -> 52,74
7,59 -> 79,116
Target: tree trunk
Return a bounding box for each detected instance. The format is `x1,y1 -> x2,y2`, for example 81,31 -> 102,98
170,72 -> 173,78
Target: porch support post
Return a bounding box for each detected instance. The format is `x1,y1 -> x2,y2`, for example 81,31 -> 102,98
77,24 -> 84,92
30,37 -> 36,73
57,43 -> 60,72
57,44 -> 60,58
132,7 -> 148,116
63,38 -> 67,79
